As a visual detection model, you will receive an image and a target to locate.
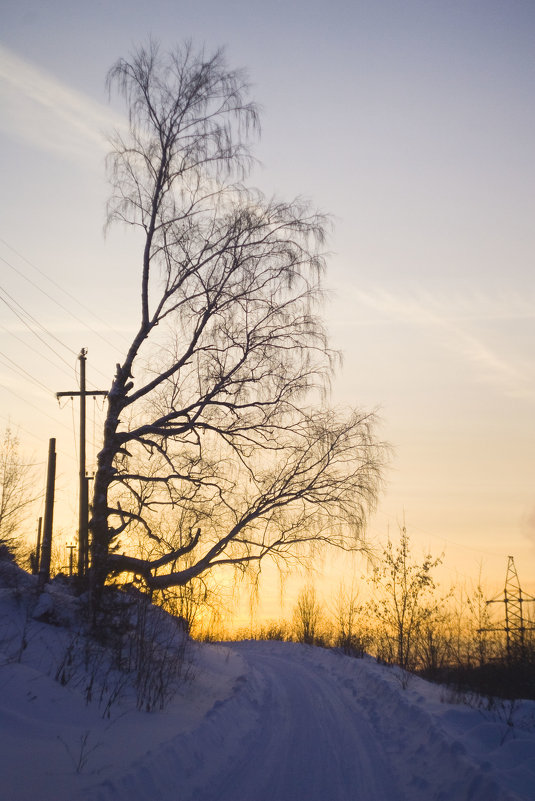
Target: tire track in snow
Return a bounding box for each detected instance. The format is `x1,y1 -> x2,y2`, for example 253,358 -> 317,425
84,641 -> 524,801
199,642 -> 404,801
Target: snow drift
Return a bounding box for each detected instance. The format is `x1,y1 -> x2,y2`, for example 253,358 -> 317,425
0,561 -> 533,800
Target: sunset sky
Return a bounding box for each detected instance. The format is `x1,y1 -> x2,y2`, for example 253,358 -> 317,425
1,0 -> 534,618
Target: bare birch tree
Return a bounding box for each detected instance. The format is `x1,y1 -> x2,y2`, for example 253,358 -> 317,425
90,41 -> 384,600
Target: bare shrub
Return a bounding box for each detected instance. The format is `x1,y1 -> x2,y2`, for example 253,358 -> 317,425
331,582 -> 371,657
369,526 -> 445,672
293,584 -> 322,645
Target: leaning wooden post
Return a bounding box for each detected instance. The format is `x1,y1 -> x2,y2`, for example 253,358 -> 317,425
30,516 -> 42,575
38,438 -> 56,591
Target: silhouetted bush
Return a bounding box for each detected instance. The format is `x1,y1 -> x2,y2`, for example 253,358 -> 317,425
421,658 -> 535,701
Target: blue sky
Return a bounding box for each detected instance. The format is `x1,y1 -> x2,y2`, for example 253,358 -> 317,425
1,0 -> 534,609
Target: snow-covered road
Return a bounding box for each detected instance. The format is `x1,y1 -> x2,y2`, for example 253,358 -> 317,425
2,593 -> 534,801
84,640 -> 533,801
198,644 -> 402,801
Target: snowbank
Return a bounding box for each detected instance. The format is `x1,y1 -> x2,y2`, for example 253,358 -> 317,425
0,566 -> 533,800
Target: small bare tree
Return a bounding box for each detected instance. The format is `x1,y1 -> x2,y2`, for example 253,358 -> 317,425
332,582 -> 369,656
89,41 -> 384,602
465,573 -> 500,666
370,526 -> 444,671
293,584 -> 322,645
0,428 -> 34,559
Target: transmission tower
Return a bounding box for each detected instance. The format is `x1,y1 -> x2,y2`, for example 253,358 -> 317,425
486,556 -> 535,663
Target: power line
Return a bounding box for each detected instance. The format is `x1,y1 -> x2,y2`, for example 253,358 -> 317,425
0,322 -> 74,381
372,505 -> 506,561
367,507 -> 516,588
0,350 -> 55,397
0,282 -> 114,399
57,395 -> 105,455
0,279 -> 114,388
0,345 -> 105,455
0,253 -> 122,353
0,285 -> 78,370
0,237 -> 131,348
0,412 -> 49,446
0,413 -> 78,469
0,383 -> 74,437
0,283 -> 78,358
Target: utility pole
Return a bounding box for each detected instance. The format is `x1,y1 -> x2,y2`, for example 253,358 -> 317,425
31,516 -> 42,575
57,348 -> 107,581
38,438 -> 56,591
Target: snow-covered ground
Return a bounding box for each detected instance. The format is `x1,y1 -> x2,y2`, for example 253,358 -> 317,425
1,564 -> 534,801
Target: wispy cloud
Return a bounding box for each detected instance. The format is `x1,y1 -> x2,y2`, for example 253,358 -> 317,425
352,287 -> 535,326
0,44 -> 125,163
350,286 -> 535,400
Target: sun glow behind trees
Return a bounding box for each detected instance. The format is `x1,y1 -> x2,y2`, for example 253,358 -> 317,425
0,1 -> 534,616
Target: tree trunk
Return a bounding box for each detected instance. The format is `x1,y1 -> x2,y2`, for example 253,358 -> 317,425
89,379 -> 124,606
